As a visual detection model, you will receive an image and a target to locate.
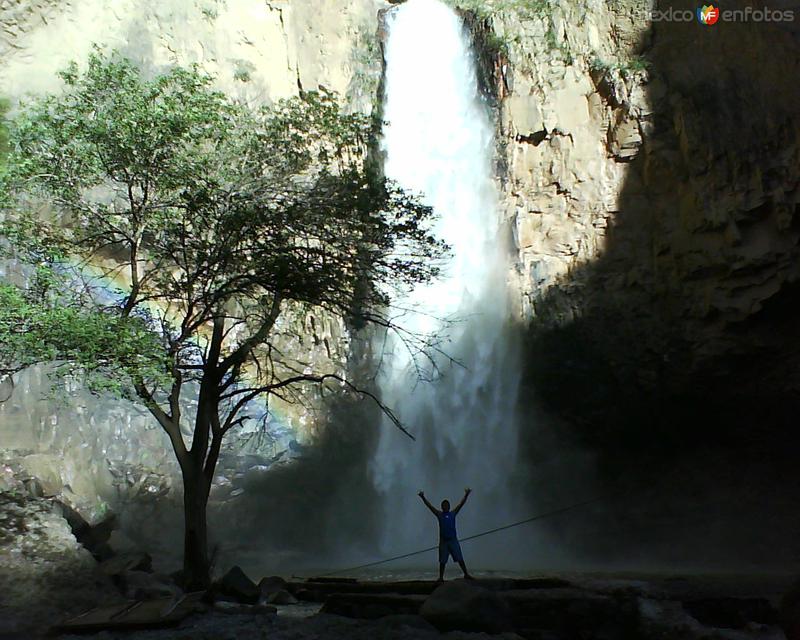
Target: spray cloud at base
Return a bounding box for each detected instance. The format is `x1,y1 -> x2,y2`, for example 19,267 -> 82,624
368,0 -> 541,570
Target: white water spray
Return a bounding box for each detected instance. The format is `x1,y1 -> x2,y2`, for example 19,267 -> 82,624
372,0 -> 527,568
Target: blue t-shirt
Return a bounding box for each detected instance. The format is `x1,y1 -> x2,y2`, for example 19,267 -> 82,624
437,511 -> 458,540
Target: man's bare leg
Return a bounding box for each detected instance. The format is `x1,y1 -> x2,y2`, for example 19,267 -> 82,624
438,563 -> 446,582
457,559 -> 474,580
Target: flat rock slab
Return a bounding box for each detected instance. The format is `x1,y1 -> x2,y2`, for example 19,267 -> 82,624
683,597 -> 779,629
321,593 -> 427,619
420,581 -> 514,633
51,593 -> 205,634
290,577 -> 573,601
502,588 -> 639,636
290,580 -> 439,600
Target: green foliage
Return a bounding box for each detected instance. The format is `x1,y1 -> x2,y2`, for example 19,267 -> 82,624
346,21 -> 382,109
484,31 -> 510,59
443,0 -> 550,20
0,281 -> 169,395
591,54 -> 650,78
0,97 -> 9,170
0,49 -> 447,588
444,0 -> 571,64
232,59 -> 255,83
0,49 -> 445,424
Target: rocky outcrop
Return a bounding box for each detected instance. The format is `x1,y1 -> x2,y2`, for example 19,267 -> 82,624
489,0 -> 800,402
461,0 -> 800,566
0,490 -> 123,637
286,576 -> 785,639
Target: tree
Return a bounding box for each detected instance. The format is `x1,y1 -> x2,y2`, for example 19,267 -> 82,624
0,52 -> 447,589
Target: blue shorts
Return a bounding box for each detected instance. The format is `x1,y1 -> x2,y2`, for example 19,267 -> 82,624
438,538 -> 463,564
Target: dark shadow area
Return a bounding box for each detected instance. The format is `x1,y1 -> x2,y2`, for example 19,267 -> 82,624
209,385 -> 385,575
517,0 -> 800,569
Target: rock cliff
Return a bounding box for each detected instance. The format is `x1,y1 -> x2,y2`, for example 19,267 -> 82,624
3,0 -> 800,567
473,0 -> 800,566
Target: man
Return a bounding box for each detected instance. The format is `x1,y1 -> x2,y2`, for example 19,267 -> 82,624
418,488 -> 474,581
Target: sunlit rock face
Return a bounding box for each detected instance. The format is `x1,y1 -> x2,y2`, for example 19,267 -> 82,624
0,0 -> 383,110
486,0 -> 800,380
490,0 -> 800,414
483,0 -> 800,566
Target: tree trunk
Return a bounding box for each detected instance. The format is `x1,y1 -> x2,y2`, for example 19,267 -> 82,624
181,464 -> 211,590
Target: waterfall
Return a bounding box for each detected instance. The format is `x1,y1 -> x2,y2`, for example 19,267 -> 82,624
372,0 -> 527,569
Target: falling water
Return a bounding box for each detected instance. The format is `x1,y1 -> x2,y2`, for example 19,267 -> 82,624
372,0 -> 527,568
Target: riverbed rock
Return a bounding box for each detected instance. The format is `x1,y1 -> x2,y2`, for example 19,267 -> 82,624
265,589 -> 299,605
117,570 -> 182,601
780,579 -> 800,640
420,581 -> 513,633
215,566 -> 259,604
0,491 -> 121,637
502,587 -> 639,638
683,597 -> 778,630
99,552 -> 153,578
213,601 -> 277,615
259,575 -> 289,597
54,500 -> 116,560
322,593 -> 427,619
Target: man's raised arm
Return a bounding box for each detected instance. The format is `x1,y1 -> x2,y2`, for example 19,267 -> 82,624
418,491 -> 440,516
454,487 -> 472,514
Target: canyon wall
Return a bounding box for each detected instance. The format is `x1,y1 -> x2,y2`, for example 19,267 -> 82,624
484,0 -> 800,567
3,0 -> 800,568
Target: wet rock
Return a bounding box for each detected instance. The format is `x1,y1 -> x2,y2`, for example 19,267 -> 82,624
23,476 -> 44,498
420,581 -> 513,633
288,578 -> 439,599
502,587 -> 638,638
106,529 -> 140,554
322,592 -> 426,619
54,500 -> 116,561
215,566 -> 259,604
683,597 -> 778,630
117,570 -> 182,601
258,575 -> 288,596
781,579 -> 800,640
213,601 -> 277,615
378,614 -> 438,632
265,589 -> 298,605
0,491 -> 122,637
98,552 -> 153,578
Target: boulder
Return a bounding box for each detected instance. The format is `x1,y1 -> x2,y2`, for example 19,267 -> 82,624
781,579 -> 800,640
503,588 -> 638,638
23,477 -> 45,498
213,601 -> 277,615
258,575 -> 289,598
54,501 -> 116,560
107,529 -> 140,554
118,571 -> 182,601
683,597 -> 778,630
377,614 -> 438,632
215,566 -> 259,604
322,593 -> 426,619
99,552 -> 153,578
19,453 -> 64,495
265,589 -> 298,605
420,581 -> 513,633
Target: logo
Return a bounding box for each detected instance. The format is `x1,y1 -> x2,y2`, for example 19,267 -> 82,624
697,4 -> 720,24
